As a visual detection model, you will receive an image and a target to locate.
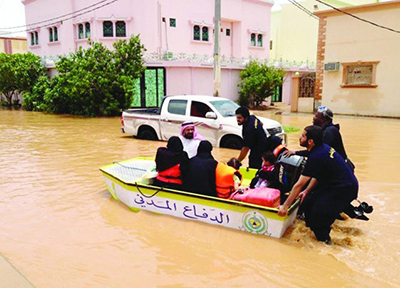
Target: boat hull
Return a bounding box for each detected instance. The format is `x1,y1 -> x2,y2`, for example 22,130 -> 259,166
100,158 -> 299,238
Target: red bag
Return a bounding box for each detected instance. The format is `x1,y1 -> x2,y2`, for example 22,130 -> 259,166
230,187 -> 280,208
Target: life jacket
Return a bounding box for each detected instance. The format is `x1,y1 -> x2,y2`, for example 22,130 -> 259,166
273,144 -> 286,158
215,163 -> 242,199
157,164 -> 182,185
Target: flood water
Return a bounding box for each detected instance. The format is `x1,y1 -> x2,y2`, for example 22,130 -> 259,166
1,108 -> 399,288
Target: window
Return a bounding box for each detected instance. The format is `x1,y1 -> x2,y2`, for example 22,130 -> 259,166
48,26 -> 58,42
226,28 -> 230,36
170,18 -> 176,27
270,40 -> 273,50
77,22 -> 91,39
30,31 -> 39,46
190,101 -> 213,118
103,21 -> 113,37
85,22 -> 91,38
251,33 -> 256,46
341,62 -> 379,88
193,25 -> 201,41
210,100 -> 239,117
78,24 -> 84,39
250,32 -> 264,47
116,21 -> 126,37
102,21 -> 126,38
257,34 -> 262,47
202,27 -> 209,41
193,24 -> 210,42
168,100 -> 187,115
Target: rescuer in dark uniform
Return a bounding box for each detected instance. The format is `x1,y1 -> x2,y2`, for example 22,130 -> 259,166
235,106 -> 266,169
278,125 -> 358,244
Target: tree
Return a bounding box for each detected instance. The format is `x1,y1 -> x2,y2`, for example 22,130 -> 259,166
238,61 -> 284,108
35,35 -> 146,116
0,52 -> 45,106
22,75 -> 51,111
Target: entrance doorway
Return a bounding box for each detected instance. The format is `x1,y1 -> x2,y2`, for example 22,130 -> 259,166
271,84 -> 282,102
299,72 -> 315,98
132,67 -> 166,107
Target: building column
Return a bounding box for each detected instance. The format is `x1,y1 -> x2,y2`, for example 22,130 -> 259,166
290,75 -> 300,112
315,16 -> 327,105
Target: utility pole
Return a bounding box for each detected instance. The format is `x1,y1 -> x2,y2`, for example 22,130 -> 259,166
213,0 -> 221,96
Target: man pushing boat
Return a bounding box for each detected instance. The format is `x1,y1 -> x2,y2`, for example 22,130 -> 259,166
278,125 -> 358,244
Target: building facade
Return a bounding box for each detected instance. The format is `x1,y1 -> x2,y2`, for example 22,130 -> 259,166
23,0 -> 275,107
315,1 -> 400,117
0,36 -> 28,54
269,0 -> 387,108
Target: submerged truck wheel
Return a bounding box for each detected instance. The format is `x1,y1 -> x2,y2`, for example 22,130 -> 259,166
138,127 -> 158,140
222,136 -> 243,150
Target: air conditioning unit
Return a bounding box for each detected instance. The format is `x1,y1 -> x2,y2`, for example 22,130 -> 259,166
324,62 -> 340,71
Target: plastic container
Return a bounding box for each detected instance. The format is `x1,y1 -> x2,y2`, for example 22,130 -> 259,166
230,187 -> 281,208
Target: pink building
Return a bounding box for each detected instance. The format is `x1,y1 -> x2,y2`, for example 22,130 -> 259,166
23,0 -> 274,107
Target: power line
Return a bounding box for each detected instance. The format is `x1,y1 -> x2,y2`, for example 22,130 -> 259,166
315,0 -> 400,34
0,0 -> 113,30
1,0 -> 114,31
287,0 -> 319,20
288,0 -> 316,18
0,0 -> 119,36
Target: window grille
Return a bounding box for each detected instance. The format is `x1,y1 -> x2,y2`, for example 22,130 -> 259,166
251,33 -> 256,46
202,27 -> 209,41
103,21 -> 113,37
257,34 -> 262,47
116,21 -> 126,37
78,24 -> 84,39
49,28 -> 53,42
85,22 -> 91,38
193,25 -> 200,41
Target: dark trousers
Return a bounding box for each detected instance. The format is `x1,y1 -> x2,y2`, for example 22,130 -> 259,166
249,151 -> 262,169
301,184 -> 358,241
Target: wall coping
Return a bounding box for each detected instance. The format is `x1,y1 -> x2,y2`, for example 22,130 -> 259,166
314,1 -> 400,17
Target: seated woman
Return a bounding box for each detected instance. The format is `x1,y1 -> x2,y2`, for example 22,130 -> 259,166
155,136 -> 189,190
181,140 -> 218,197
216,157 -> 243,199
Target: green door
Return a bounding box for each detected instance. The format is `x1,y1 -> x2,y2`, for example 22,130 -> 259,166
131,68 -> 166,108
271,84 -> 282,102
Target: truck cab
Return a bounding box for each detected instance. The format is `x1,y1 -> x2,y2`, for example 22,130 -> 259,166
121,95 -> 286,149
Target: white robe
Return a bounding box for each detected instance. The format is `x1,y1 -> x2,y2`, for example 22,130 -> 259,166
179,136 -> 201,159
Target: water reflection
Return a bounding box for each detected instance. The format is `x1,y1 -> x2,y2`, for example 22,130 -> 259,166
0,108 -> 399,287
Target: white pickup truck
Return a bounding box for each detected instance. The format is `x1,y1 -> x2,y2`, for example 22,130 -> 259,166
121,95 -> 286,149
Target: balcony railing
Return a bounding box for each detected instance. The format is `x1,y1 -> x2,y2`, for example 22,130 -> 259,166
143,51 -> 316,70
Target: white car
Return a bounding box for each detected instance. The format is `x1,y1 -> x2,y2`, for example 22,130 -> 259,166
121,95 -> 286,149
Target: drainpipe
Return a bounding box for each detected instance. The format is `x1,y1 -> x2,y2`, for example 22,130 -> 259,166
157,1 -> 162,59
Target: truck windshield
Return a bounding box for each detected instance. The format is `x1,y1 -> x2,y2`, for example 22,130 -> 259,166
210,100 -> 240,117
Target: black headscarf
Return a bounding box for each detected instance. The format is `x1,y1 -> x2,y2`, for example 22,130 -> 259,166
156,137 -> 188,172
167,136 -> 183,153
197,140 -> 213,154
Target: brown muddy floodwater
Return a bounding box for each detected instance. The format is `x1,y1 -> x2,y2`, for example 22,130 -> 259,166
0,108 -> 399,288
